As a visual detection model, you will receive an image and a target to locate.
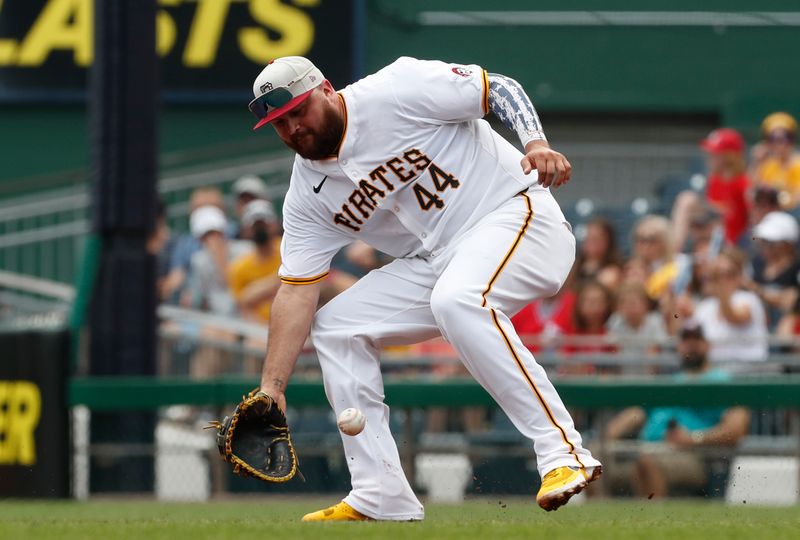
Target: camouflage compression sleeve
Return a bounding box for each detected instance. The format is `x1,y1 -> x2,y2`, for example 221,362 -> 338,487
488,73 -> 547,147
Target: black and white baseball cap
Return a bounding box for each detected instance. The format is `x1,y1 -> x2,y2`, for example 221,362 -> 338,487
249,57 -> 325,130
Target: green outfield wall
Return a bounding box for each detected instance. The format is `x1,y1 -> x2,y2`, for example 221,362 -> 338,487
2,1 -> 799,193
69,375 -> 800,410
364,0 -> 800,128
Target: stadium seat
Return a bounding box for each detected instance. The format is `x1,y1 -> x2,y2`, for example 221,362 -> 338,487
655,172 -> 707,215
563,198 -> 600,243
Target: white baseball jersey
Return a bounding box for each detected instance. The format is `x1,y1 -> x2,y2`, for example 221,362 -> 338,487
278,56 -> 548,284
272,56 -> 601,520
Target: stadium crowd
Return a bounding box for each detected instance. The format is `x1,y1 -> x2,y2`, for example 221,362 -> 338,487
148,111 -> 800,378
145,111 -> 800,500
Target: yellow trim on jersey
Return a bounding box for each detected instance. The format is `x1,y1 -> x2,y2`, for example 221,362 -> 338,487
481,69 -> 490,115
336,93 -> 349,154
481,191 -> 585,471
324,93 -> 349,159
480,192 -> 533,307
322,92 -> 347,159
489,308 -> 586,470
280,272 -> 329,285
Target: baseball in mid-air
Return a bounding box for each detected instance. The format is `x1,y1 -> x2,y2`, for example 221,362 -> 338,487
337,408 -> 366,436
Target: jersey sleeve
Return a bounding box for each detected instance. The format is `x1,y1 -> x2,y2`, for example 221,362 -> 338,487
389,57 -> 489,124
278,185 -> 351,286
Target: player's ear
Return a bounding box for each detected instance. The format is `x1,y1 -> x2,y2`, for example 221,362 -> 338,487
320,80 -> 336,95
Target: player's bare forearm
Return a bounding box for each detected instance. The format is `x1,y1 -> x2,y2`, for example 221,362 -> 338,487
259,281 -> 322,408
239,275 -> 281,309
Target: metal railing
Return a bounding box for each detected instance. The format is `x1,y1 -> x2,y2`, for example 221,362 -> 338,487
545,142 -> 699,207
3,269 -> 799,376
0,152 -> 294,284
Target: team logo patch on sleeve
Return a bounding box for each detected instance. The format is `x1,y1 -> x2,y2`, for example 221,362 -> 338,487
452,66 -> 473,77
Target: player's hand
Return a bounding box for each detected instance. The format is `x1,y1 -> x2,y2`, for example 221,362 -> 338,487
259,388 -> 287,413
521,140 -> 572,188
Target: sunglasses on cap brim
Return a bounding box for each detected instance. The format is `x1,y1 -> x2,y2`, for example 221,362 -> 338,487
248,65 -> 319,121
248,87 -> 295,121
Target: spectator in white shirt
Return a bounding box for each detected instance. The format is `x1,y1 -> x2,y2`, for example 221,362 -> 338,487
691,248 -> 768,365
185,205 -> 251,315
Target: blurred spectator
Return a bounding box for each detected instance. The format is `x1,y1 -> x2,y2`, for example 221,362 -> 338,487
621,256 -> 648,285
691,247 -> 768,365
607,281 -> 667,357
604,322 -> 750,498
560,280 -> 615,356
146,199 -> 176,300
750,112 -> 800,209
630,215 -> 688,300
184,205 -> 251,315
574,218 -> 623,291
162,187 -> 228,302
746,211 -> 800,326
743,186 -> 781,260
331,240 -> 385,279
685,206 -> 722,254
229,200 -> 282,323
776,296 -> 800,353
661,216 -> 725,336
512,287 -> 576,351
671,128 -> 750,249
316,241 -> 387,306
751,186 -> 781,226
231,174 -> 270,238
700,128 -> 750,244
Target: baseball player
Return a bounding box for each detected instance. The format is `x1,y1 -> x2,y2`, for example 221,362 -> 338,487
248,56 -> 602,521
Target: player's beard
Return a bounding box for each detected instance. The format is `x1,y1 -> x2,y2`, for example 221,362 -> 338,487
287,102 -> 344,160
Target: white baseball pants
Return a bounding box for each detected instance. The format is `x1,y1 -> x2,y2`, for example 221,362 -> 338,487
312,189 -> 601,520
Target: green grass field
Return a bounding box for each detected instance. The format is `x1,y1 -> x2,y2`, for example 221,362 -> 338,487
1,499 -> 798,540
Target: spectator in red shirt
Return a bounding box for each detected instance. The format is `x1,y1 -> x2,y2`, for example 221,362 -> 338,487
702,128 -> 750,243
511,287 -> 576,352
672,128 -> 750,249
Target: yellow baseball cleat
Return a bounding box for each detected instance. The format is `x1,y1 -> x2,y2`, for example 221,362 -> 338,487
301,501 -> 372,522
536,465 -> 602,512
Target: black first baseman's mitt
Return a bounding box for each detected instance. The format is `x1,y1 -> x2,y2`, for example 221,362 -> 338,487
207,389 -> 299,483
